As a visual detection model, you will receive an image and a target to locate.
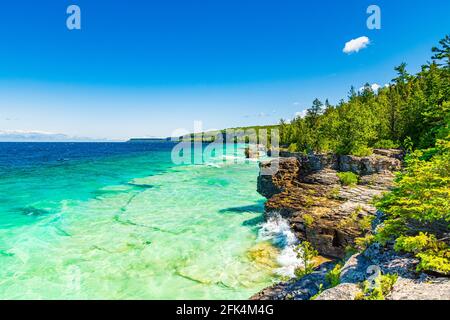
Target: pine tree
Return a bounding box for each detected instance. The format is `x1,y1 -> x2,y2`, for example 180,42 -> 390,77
432,35 -> 450,68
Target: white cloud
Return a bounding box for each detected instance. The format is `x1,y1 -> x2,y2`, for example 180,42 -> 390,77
359,83 -> 381,93
343,36 -> 370,54
294,110 -> 308,119
371,83 -> 381,91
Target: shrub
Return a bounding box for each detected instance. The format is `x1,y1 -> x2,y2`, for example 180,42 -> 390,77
294,241 -> 319,278
302,214 -> 314,227
376,138 -> 450,275
326,264 -> 342,288
309,284 -> 324,300
416,251 -> 450,275
359,215 -> 375,232
355,234 -> 376,251
288,143 -> 298,153
355,273 -> 398,300
394,233 -> 450,275
303,196 -> 315,208
373,139 -> 400,149
394,233 -> 436,253
337,172 -> 359,186
350,145 -> 373,157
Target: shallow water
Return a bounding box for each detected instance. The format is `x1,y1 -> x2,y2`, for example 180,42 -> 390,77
0,142 -> 280,299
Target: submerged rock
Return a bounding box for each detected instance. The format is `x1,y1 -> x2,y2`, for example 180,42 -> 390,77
247,242 -> 280,270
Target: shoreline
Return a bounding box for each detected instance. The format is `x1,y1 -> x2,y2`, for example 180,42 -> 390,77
250,149 -> 450,300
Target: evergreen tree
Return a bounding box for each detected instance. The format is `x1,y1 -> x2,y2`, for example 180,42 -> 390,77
432,35 -> 450,68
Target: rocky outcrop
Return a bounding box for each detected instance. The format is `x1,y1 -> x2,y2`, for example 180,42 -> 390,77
313,243 -> 450,300
253,149 -> 450,301
245,146 -> 260,159
257,157 -> 300,199
388,277 -> 450,300
314,283 -> 361,300
257,151 -> 401,258
253,242 -> 450,300
250,262 -> 336,300
276,150 -> 402,175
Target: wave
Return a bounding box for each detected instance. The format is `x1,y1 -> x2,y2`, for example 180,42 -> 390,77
258,212 -> 303,278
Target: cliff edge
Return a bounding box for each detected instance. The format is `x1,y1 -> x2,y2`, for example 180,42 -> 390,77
257,150 -> 401,258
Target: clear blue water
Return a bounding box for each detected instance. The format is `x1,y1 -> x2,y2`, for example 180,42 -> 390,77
0,142 -> 278,299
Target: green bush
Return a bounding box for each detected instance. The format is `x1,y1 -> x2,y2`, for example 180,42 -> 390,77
309,284 -> 324,300
373,139 -> 400,149
350,145 -> 373,157
287,143 -> 298,153
326,264 -> 342,288
337,172 -> 359,186
355,274 -> 398,300
376,138 -> 450,275
394,232 -> 450,275
302,214 -> 314,227
294,241 -> 318,278
355,234 -> 376,251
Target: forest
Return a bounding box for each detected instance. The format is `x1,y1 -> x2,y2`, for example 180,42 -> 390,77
279,36 -> 450,275
279,36 -> 449,157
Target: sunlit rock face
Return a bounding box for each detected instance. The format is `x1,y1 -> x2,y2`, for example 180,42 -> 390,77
257,150 -> 402,259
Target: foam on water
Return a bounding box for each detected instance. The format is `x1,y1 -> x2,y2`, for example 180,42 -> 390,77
258,213 -> 303,278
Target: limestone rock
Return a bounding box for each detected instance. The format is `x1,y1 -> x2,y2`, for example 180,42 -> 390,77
250,262 -> 336,300
250,149 -> 450,301
257,157 -> 300,199
373,149 -> 404,160
314,283 -> 361,300
340,245 -> 419,284
388,277 -> 450,300
338,154 -> 402,175
302,168 -> 340,185
245,146 -> 260,159
257,151 -> 401,259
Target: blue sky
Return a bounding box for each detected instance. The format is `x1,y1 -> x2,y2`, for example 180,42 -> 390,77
0,0 -> 449,140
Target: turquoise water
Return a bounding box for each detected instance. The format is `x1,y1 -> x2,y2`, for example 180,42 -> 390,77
0,142 -> 277,299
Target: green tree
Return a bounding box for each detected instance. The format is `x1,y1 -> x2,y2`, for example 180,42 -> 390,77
432,35 -> 450,68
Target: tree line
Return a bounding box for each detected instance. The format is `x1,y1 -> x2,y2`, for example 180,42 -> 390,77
279,35 -> 450,156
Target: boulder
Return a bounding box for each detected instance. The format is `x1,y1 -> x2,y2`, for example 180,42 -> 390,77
338,154 -> 402,175
388,277 -> 450,300
314,283 -> 361,300
373,149 -> 404,160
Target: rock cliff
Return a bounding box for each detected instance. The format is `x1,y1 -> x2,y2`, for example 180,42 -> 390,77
257,151 -> 401,258
252,150 -> 450,300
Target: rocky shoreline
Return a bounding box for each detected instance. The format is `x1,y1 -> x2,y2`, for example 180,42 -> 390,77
251,150 -> 450,300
